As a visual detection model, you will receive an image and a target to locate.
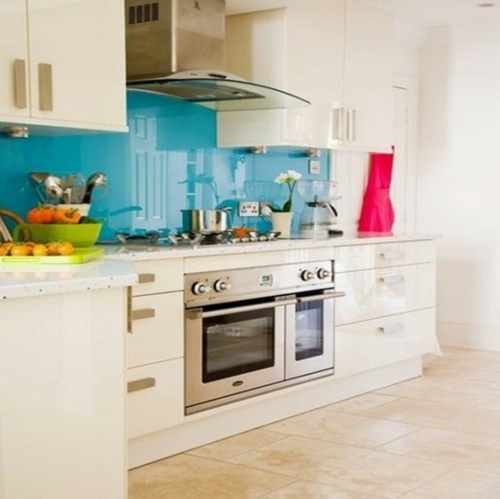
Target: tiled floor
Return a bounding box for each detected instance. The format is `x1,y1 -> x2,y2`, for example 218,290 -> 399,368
129,348 -> 500,498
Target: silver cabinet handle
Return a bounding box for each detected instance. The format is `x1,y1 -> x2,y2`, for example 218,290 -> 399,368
380,251 -> 405,260
38,63 -> 53,111
13,59 -> 27,109
138,273 -> 156,284
188,298 -> 298,320
127,377 -> 156,393
380,274 -> 405,284
297,290 -> 346,303
126,286 -> 133,334
346,108 -> 356,142
331,107 -> 344,141
131,308 -> 155,321
378,322 -> 404,334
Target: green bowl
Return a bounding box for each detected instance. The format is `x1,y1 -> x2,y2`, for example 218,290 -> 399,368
13,223 -> 102,248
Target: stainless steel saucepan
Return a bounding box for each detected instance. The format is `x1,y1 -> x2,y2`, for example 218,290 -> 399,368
181,208 -> 232,234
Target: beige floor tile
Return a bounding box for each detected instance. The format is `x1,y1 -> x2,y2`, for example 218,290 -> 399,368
228,436 -> 449,498
376,373 -> 500,411
361,397 -> 500,439
323,393 -> 399,414
128,454 -> 296,499
379,426 -> 500,474
433,348 -> 500,372
401,468 -> 500,498
264,408 -> 421,448
187,428 -> 287,461
261,480 -> 383,498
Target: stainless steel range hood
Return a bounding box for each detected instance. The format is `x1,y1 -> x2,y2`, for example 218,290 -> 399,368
125,0 -> 310,111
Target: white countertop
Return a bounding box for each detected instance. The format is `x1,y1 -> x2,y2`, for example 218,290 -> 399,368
0,258 -> 137,299
0,233 -> 436,298
100,232 -> 436,262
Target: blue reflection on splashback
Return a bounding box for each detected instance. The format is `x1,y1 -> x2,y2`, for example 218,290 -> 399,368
0,90 -> 330,240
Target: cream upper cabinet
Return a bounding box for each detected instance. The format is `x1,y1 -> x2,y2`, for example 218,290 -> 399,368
0,0 -> 127,133
218,0 -> 393,152
0,1 -> 29,120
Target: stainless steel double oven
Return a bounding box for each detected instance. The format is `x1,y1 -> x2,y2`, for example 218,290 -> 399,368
184,260 -> 344,414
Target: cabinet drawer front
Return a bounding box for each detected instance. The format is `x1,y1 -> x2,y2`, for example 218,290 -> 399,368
335,308 -> 437,378
336,240 -> 435,273
127,292 -> 183,367
127,359 -> 184,439
335,263 -> 435,325
132,259 -> 183,296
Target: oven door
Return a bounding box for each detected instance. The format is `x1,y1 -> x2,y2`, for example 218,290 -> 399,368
185,298 -> 292,412
285,289 -> 341,380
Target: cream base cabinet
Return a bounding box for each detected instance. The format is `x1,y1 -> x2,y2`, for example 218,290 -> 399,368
126,260 -> 185,440
0,0 -> 127,133
0,288 -> 128,499
219,0 -> 393,151
335,240 -> 438,378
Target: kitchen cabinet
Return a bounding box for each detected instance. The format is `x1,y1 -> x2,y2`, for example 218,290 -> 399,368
218,0 -> 393,151
334,240 -> 438,378
0,286 -> 129,499
0,0 -> 127,133
127,259 -> 185,439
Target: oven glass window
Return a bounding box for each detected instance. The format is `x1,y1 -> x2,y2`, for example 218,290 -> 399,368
203,308 -> 275,383
295,300 -> 324,361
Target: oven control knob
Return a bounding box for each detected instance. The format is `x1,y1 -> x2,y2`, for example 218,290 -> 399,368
300,270 -> 315,281
191,282 -> 211,295
214,280 -> 231,292
317,268 -> 331,280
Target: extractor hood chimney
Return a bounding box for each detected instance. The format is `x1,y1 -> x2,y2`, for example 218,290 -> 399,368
125,0 -> 310,111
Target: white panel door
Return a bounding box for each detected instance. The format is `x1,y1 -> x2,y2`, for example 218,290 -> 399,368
0,0 -> 29,119
343,0 -> 393,152
27,0 -> 126,129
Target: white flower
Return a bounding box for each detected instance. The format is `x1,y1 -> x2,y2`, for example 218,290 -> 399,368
274,170 -> 302,184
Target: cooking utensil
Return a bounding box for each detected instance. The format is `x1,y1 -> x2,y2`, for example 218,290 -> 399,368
43,175 -> 64,200
0,209 -> 27,241
181,208 -> 232,234
29,172 -> 51,203
82,172 -> 107,204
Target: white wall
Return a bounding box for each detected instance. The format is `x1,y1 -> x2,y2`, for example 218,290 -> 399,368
418,24 -> 500,350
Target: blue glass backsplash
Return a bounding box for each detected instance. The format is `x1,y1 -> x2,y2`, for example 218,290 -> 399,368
0,90 -> 330,240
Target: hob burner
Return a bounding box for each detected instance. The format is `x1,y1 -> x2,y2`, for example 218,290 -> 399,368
167,230 -> 282,246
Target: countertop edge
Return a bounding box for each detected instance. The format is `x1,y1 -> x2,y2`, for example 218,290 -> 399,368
101,233 -> 439,262
0,259 -> 138,299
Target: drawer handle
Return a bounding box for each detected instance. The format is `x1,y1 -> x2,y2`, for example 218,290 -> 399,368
38,63 -> 53,111
132,308 -> 155,321
13,59 -> 27,109
379,322 -> 404,334
380,274 -> 404,284
380,251 -> 405,260
127,377 -> 156,393
138,273 -> 156,284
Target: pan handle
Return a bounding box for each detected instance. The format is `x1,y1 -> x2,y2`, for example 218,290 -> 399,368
0,209 -> 27,242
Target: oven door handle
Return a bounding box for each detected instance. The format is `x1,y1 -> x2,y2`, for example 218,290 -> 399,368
187,298 -> 299,319
297,290 -> 346,303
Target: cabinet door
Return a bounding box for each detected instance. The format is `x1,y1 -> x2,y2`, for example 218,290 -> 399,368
343,0 -> 393,151
0,0 -> 29,120
335,263 -> 436,325
127,359 -> 184,438
283,0 -> 345,148
335,308 -> 437,378
27,0 -> 126,130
